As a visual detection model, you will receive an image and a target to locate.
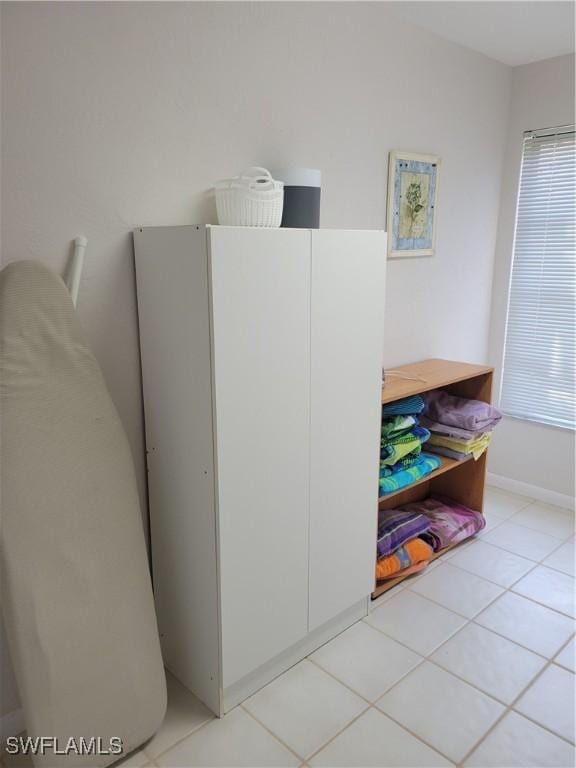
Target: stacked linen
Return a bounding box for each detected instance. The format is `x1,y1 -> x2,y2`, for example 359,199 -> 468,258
375,494 -> 485,581
375,539 -> 433,580
379,455 -> 442,495
421,390 -> 502,462
399,495 -> 486,553
379,395 -> 441,495
375,508 -> 434,580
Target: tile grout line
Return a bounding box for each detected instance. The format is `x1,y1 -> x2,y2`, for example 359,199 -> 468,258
313,610 -> 486,763
302,704 -> 373,765
363,550 -> 575,764
367,550 -> 573,681
466,551 -> 575,619
240,703 -> 307,764
302,665 -> 457,767
403,539 -> 574,621
453,531 -> 574,569
375,642 -> 575,766
366,594 -> 574,671
304,655 -> 457,764
505,513 -> 575,539
550,633 -> 576,670
485,489 -> 574,518
458,647 -> 576,766
307,653 -> 422,709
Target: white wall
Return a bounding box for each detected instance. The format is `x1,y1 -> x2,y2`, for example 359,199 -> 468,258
1,2 -> 510,724
487,54 -> 575,500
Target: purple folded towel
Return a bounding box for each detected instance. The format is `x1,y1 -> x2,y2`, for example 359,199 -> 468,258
420,415 -> 488,441
424,391 -> 501,433
377,509 -> 431,558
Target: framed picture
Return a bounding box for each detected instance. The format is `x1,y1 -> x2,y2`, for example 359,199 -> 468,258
386,151 -> 441,258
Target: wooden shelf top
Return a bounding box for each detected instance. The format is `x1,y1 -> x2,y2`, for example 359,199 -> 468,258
378,454 -> 472,505
382,358 -> 493,404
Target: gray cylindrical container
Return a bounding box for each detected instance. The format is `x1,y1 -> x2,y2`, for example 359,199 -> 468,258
273,168 -> 321,228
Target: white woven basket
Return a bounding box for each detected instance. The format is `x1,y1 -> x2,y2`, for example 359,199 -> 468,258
215,167 -> 284,227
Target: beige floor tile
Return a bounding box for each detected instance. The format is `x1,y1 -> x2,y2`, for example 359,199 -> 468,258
555,637 -> 576,672
448,539 -> 534,587
483,522 -> 562,561
431,623 -> 546,704
366,589 -> 466,656
515,665 -> 575,743
484,487 -> 533,518
376,662 -> 504,763
464,711 -> 575,767
409,562 -> 504,618
512,566 -> 575,617
157,707 -> 299,767
544,538 -> 575,576
243,660 -> 366,759
510,504 -> 575,540
310,620 -> 421,702
309,708 -> 453,767
475,591 -> 575,657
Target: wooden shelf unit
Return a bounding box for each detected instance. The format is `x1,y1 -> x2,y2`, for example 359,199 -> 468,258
373,358 -> 494,600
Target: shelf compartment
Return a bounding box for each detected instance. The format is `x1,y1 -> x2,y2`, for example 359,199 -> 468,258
378,454 -> 472,505
371,533 -> 479,600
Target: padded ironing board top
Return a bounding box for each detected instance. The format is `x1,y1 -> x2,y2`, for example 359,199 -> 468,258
0,261 -> 166,766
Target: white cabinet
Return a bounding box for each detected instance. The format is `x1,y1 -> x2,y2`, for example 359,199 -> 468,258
309,229 -> 387,631
209,227 -> 310,687
134,225 -> 386,715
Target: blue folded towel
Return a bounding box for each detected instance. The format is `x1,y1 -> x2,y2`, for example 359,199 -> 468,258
382,395 -> 426,417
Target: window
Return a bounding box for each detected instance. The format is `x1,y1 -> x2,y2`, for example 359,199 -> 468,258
500,125 -> 575,430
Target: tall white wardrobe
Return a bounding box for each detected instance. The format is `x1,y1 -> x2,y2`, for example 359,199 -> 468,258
134,225 -> 386,715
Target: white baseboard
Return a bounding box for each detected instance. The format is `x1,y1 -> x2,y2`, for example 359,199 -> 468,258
0,708 -> 25,742
487,472 -> 575,511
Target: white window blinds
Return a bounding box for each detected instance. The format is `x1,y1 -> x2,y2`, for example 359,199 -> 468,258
500,125 -> 576,430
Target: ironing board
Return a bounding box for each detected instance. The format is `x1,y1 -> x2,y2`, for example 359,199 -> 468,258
0,261 -> 166,766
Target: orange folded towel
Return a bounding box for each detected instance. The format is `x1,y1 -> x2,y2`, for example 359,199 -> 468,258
375,537 -> 433,580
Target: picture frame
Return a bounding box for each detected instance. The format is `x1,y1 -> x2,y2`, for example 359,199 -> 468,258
386,150 -> 441,258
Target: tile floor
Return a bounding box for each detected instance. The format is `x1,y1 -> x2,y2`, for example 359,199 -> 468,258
3,487 -> 575,768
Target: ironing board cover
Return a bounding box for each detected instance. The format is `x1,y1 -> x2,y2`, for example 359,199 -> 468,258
0,261 -> 166,766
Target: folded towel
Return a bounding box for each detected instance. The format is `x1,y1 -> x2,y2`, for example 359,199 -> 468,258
424,391 -> 501,433
428,432 -> 491,460
420,415 -> 490,442
379,560 -> 429,580
381,435 -> 421,465
424,444 -> 469,462
400,495 -> 486,551
381,415 -> 417,440
375,538 -> 433,580
377,508 -> 431,558
381,425 -> 430,465
382,395 -> 426,417
379,452 -> 425,477
379,453 -> 441,495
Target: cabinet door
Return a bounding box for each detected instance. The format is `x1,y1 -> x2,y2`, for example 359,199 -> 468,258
209,227 -> 311,688
309,230 -> 386,630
